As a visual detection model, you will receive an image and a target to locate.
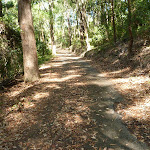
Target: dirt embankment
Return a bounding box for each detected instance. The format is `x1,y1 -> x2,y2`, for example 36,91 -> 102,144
85,39 -> 150,146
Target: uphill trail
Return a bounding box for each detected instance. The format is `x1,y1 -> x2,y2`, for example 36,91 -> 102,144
0,48 -> 149,150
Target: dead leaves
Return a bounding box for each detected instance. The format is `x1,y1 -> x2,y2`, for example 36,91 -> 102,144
1,48 -> 150,149
89,46 -> 150,147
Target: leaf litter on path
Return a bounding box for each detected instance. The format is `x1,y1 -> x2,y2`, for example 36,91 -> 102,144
0,48 -> 149,149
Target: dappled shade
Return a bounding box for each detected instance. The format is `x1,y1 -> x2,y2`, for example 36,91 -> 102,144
0,49 -> 149,149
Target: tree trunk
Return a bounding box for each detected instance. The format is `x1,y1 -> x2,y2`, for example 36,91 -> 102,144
101,1 -> 105,25
79,9 -> 85,47
111,0 -> 116,43
128,0 -> 133,55
96,0 -> 101,25
76,1 -> 84,47
67,11 -> 72,46
77,0 -> 90,50
81,2 -> 90,50
48,0 -> 56,55
101,1 -> 109,40
18,0 -> 40,82
38,2 -> 41,42
76,13 -> 80,38
0,0 -> 2,17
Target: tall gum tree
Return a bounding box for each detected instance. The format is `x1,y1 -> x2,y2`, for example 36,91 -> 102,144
67,11 -> 72,46
127,0 -> 133,56
77,0 -> 90,50
18,0 -> 40,82
48,0 -> 56,55
111,0 -> 116,43
64,0 -> 72,47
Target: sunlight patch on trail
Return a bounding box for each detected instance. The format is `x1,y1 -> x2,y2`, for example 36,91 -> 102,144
46,84 -> 61,89
97,67 -> 130,77
41,74 -> 81,82
118,98 -> 150,121
33,92 -> 49,100
39,65 -> 51,70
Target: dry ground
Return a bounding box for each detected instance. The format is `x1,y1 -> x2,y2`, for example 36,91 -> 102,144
85,40 -> 150,147
0,46 -> 149,150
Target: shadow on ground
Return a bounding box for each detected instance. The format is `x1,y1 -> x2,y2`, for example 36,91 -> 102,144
0,49 -> 149,150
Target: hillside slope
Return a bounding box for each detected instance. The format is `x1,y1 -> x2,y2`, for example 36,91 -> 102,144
85,39 -> 150,147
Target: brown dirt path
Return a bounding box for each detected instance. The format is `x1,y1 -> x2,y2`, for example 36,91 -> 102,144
0,48 -> 149,149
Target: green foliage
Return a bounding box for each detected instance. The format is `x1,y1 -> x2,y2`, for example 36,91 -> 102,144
38,53 -> 53,65
36,40 -> 52,65
87,0 -> 150,48
3,1 -> 14,9
0,1 -> 23,82
0,0 -> 53,83
72,39 -> 82,49
32,2 -> 53,64
0,0 -> 150,82
90,25 -> 108,46
58,36 -> 70,47
0,34 -> 23,81
132,0 -> 150,38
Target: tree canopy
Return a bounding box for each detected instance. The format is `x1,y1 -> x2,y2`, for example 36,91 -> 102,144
0,0 -> 150,82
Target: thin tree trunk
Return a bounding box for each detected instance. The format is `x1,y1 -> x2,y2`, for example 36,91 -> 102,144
96,0 -> 101,25
18,0 -> 40,82
79,11 -> 85,47
82,2 -> 91,51
76,13 -> 80,38
76,1 -> 85,47
111,0 -> 116,43
67,11 -> 72,46
108,0 -> 111,23
0,0 -> 2,17
82,2 -> 90,50
48,0 -> 55,55
101,1 -> 105,25
38,2 -> 41,42
77,0 -> 90,50
101,1 -> 109,40
128,0 -> 133,55
93,10 -> 95,26
96,9 -> 101,25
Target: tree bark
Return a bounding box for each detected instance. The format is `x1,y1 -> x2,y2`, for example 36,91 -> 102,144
67,11 -> 72,46
18,0 -> 40,82
111,0 -> 116,43
128,0 -> 133,55
101,1 -> 109,40
79,9 -> 85,47
81,1 -> 90,50
96,0 -> 101,25
76,1 -> 84,47
76,12 -> 80,38
77,0 -> 90,50
48,0 -> 55,55
0,0 -> 2,17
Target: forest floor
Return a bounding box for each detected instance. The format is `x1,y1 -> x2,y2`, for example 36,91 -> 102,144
85,39 -> 150,148
0,47 -> 149,150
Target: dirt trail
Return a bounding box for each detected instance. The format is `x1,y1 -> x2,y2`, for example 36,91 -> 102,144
0,48 -> 149,149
